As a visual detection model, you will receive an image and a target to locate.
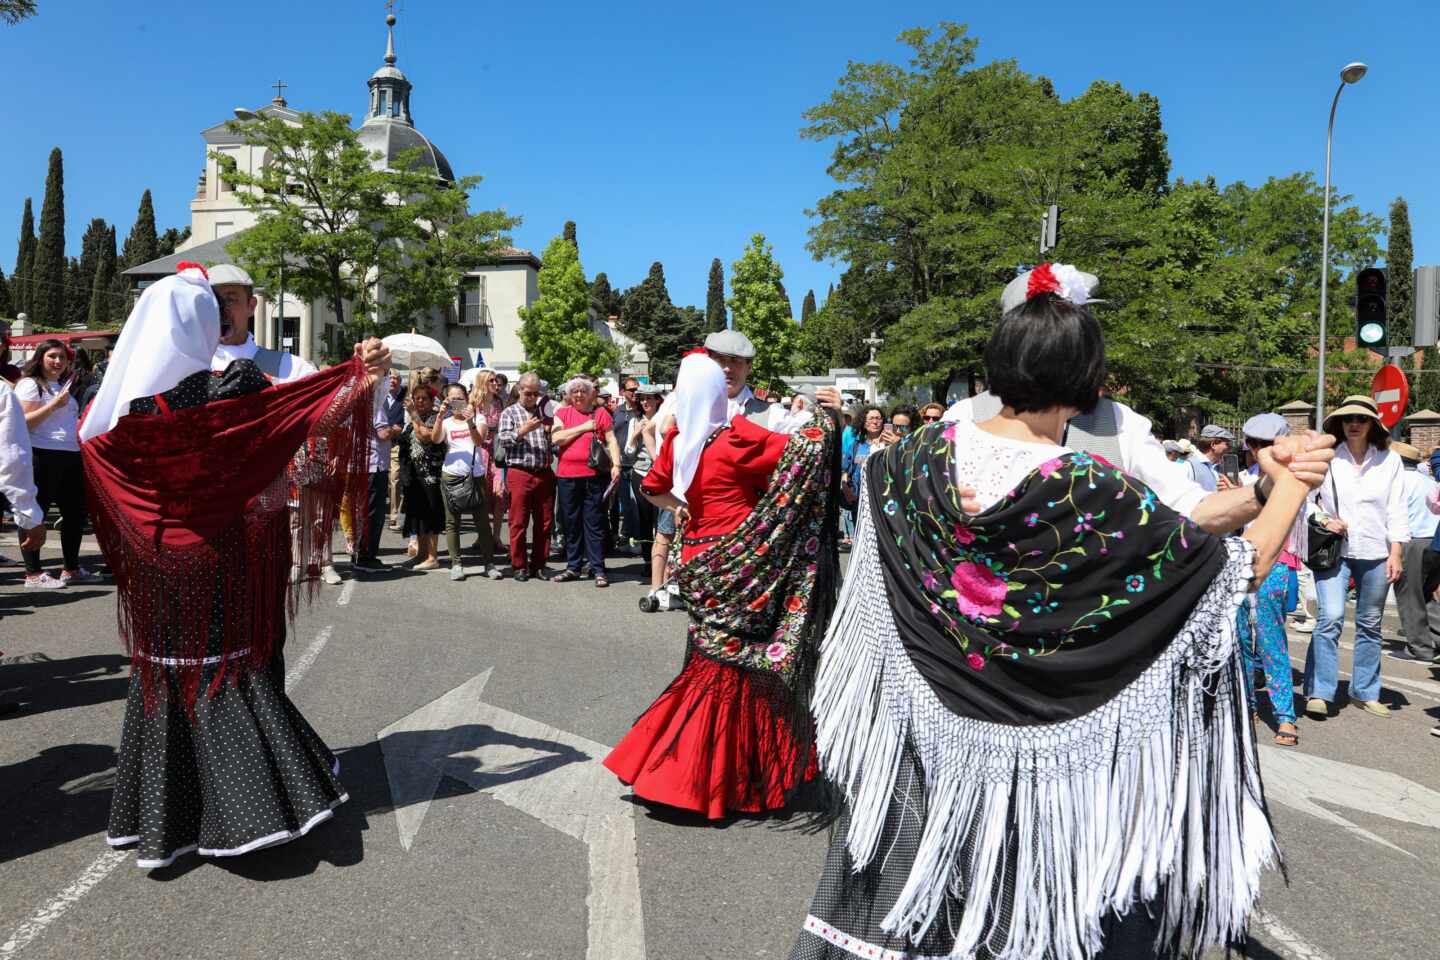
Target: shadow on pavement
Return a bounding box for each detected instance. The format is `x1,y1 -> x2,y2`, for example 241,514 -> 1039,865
0,652 -> 129,716
0,742 -> 117,865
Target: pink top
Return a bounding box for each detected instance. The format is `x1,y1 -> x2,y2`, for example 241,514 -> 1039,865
554,404 -> 613,479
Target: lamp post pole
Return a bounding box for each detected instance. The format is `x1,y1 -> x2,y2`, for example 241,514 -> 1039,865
1315,62 -> 1368,424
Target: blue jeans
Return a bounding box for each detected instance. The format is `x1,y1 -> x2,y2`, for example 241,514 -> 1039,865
1306,556 -> 1387,703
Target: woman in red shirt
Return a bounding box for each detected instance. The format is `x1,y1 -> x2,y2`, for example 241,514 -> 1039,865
604,354 -> 839,819
550,377 -> 621,587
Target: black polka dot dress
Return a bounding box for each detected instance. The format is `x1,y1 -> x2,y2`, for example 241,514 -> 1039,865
105,362 -> 348,869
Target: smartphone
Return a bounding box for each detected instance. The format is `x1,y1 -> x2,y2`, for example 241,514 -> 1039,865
1221,453 -> 1241,485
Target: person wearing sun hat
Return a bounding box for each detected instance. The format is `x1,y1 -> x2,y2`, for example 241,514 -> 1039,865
1306,394 -> 1409,720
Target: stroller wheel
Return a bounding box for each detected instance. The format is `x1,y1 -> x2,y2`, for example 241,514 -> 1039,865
639,595 -> 659,613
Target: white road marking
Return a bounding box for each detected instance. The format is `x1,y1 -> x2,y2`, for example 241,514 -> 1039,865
379,670 -> 646,960
1253,909 -> 1336,960
1258,745 -> 1440,856
0,625 -> 334,956
0,851 -> 129,957
336,579 -> 356,607
284,626 -> 333,692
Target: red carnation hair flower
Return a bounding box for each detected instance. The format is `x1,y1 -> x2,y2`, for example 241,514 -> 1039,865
1026,263 -> 1060,301
175,261 -> 209,279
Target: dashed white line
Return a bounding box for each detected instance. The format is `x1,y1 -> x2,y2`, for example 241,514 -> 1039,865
0,851 -> 128,957
1253,909 -> 1335,960
0,625 -> 334,956
336,579 -> 356,607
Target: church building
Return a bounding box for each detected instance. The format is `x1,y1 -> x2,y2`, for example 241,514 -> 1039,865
124,13 -> 540,377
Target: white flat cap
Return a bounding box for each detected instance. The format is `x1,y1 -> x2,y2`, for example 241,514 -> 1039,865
208,263 -> 254,287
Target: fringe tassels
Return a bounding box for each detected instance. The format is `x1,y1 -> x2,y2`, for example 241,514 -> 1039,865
812,503 -> 1277,960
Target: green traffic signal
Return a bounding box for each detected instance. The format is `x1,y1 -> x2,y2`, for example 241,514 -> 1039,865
1355,267 -> 1388,354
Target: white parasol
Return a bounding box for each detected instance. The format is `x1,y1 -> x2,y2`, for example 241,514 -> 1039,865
381,332 -> 450,371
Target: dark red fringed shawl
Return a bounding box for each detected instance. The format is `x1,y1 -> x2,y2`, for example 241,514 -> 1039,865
81,357 -> 375,713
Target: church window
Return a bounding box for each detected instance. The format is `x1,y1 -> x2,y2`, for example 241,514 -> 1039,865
378,89 -> 390,115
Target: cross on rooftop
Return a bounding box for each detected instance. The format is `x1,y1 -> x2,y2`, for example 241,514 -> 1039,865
271,79 -> 288,106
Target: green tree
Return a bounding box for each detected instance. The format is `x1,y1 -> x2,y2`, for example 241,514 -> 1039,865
619,261 -> 700,383
68,218 -> 109,326
1,1 -> 36,25
88,223 -> 118,327
728,234 -> 796,388
12,197 -> 34,318
1388,198 -> 1413,346
33,147 -> 65,326
589,271 -> 622,320
158,225 -> 191,256
0,266 -> 12,318
517,235 -> 616,384
705,257 -> 726,332
563,220 -> 577,247
800,289 -> 816,324
118,189 -> 158,270
218,110 -> 516,337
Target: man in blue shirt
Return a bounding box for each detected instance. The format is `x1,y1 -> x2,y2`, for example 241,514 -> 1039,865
1188,424 -> 1235,492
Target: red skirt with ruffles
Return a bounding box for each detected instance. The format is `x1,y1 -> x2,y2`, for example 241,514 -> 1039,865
603,650 -> 815,819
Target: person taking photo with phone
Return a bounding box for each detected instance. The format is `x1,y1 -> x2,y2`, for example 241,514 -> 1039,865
14,339 -> 99,588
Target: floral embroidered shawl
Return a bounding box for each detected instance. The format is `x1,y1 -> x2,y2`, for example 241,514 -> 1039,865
868,420 -> 1227,725
676,410 -> 841,692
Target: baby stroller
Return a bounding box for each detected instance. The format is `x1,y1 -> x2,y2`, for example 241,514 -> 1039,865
638,510 -> 686,614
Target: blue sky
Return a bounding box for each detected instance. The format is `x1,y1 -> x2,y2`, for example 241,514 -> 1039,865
3,1 -> 1438,317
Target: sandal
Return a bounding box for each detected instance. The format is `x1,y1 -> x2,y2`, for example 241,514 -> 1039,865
1273,724 -> 1299,747
595,576 -> 609,588
553,570 -> 581,583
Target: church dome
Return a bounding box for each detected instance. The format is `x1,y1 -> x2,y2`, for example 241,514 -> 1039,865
358,13 -> 453,184
357,121 -> 455,183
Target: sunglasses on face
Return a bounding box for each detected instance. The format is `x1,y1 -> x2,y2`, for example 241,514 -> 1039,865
922,414 -> 940,422
892,423 -> 911,433
1341,415 -> 1370,424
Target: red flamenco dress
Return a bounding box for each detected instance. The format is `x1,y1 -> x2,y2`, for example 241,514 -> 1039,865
604,415 -> 822,819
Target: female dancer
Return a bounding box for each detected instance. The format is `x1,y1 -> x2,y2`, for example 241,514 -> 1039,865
604,353 -> 839,818
82,265 -> 387,868
790,264 -> 1330,960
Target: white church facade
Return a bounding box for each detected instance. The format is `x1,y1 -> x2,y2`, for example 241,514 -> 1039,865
124,13 -> 548,378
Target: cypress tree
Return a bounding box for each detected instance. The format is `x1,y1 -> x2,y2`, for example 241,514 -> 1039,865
800,289 -> 817,324
158,225 -> 190,255
89,224 -> 118,327
119,189 -> 159,269
705,257 -> 726,332
13,197 -> 34,318
0,266 -> 12,319
562,220 -> 577,248
33,147 -> 66,326
1389,198 -> 1413,347
774,278 -> 793,318
71,218 -> 109,326
590,272 -> 619,320
619,261 -> 692,382
63,258 -> 86,327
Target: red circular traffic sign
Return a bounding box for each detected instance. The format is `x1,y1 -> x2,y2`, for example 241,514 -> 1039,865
1371,364 -> 1410,429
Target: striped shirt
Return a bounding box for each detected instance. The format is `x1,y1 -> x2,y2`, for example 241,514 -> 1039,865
497,400 -> 554,471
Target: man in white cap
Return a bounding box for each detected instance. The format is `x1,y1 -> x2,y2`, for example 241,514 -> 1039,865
208,264 -> 318,384
946,264 -> 1333,536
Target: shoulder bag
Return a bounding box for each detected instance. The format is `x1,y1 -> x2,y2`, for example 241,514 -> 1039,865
586,414 -> 613,474
1305,472 -> 1343,573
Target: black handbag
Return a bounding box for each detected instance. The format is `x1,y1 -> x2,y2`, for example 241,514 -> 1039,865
586,425 -> 613,474
1305,474 -> 1343,573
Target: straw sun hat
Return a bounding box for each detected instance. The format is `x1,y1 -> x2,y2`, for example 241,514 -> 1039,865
1322,395 -> 1388,435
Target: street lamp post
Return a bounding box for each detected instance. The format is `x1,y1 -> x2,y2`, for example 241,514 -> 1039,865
1315,62 -> 1368,424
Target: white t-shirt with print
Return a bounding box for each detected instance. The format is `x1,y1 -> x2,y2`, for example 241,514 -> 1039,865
14,377 -> 80,452
441,416 -> 479,477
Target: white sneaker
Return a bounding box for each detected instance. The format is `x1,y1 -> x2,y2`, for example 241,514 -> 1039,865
24,572 -> 66,590
60,566 -> 105,585
320,565 -> 343,585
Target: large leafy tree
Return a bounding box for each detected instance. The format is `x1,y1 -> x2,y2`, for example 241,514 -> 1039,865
728,233 -> 796,390
801,22 -> 1384,420
12,197 -> 34,318
1,1 -> 36,26
0,266 -> 12,318
88,225 -> 118,327
517,235 -> 616,384
590,271 -> 621,320
218,110 -> 516,339
33,147 -> 65,326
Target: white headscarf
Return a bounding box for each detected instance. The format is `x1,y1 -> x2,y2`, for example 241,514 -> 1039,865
669,353 -> 730,503
79,267 -> 219,442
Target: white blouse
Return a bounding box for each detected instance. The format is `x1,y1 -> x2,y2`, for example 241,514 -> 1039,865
949,419 -> 1067,511
1310,443 -> 1409,560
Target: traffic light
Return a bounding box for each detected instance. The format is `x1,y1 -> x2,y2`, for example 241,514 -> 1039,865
1356,267 -> 1388,354
1040,205 -> 1060,254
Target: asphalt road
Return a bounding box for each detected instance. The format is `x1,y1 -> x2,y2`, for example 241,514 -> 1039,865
3,529 -> 1439,960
